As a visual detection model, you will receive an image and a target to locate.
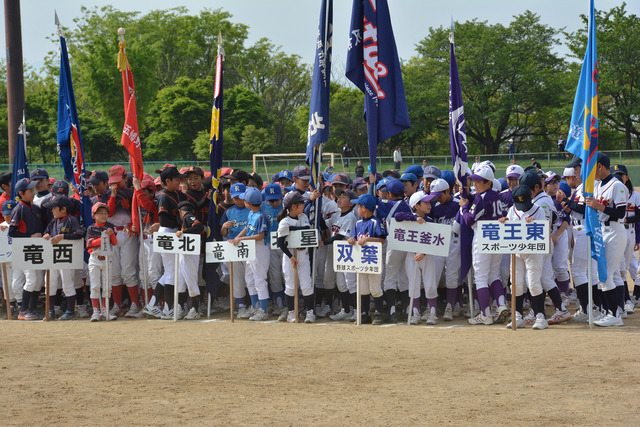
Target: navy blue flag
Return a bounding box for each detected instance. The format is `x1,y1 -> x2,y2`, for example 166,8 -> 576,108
306,0 -> 333,189
345,0 -> 410,175
57,34 -> 93,232
448,26 -> 472,282
11,118 -> 29,200
208,33 -> 225,242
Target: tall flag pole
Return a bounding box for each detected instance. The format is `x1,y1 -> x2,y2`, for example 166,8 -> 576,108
208,31 -> 225,242
346,0 -> 410,175
55,12 -> 93,232
117,28 -> 144,180
564,0 -> 604,324
11,112 -> 29,200
448,21 -> 473,307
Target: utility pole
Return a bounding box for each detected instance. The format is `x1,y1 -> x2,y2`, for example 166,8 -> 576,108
4,0 -> 24,165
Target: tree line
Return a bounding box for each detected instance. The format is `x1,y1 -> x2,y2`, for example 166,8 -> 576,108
0,4 -> 637,165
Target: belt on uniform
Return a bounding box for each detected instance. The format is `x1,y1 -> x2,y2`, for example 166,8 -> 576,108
114,226 -> 126,231
624,223 -> 633,229
96,255 -> 105,261
572,220 -> 582,226
603,221 -> 622,226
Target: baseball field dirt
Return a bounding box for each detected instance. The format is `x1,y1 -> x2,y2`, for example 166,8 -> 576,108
1,308 -> 638,426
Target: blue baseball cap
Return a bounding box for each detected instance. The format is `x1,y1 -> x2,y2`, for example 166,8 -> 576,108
498,177 -> 508,190
30,168 -> 49,180
277,170 -> 294,182
244,187 -> 262,205
264,183 -> 282,201
2,199 -> 17,215
376,177 -> 391,190
404,165 -> 424,178
15,178 -> 37,194
350,194 -> 376,211
230,183 -> 246,199
399,173 -> 418,183
386,179 -> 405,196
440,170 -> 455,185
559,181 -> 571,197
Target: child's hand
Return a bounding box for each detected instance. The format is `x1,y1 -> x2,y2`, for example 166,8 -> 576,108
176,230 -> 184,238
416,217 -> 425,224
357,237 -> 368,246
459,197 -> 468,207
132,177 -> 141,191
309,189 -> 321,201
222,221 -> 233,230
109,183 -> 118,195
149,223 -> 160,233
232,236 -> 241,246
104,228 -> 114,236
290,256 -> 298,268
498,217 -> 507,223
0,224 -> 7,231
51,234 -> 64,245
43,233 -> 51,240
317,240 -> 324,247
207,189 -> 213,200
525,217 -> 535,223
415,253 -> 425,262
348,237 -> 356,245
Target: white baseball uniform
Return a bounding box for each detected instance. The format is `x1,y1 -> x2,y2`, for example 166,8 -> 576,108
507,204 -> 546,297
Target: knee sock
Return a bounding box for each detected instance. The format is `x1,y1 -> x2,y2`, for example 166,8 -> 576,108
128,286 -> 139,307
427,297 -> 437,314
75,288 -> 85,306
339,291 -> 352,313
446,288 -> 457,309
399,290 -> 409,313
623,282 -> 631,303
515,294 -> 524,315
314,287 -> 322,307
30,291 -> 38,312
615,286 -> 625,315
489,280 -> 506,306
547,286 -> 566,311
557,279 -> 571,297
575,283 -> 588,313
633,284 -> 640,299
164,285 -> 174,309
373,296 -> 384,313
274,291 -> 285,307
360,294 -> 370,315
112,285 -> 123,308
48,295 -> 55,312
384,289 -> 397,313
531,293 -> 546,317
286,294 -> 295,312
66,296 -> 75,313
178,292 -> 187,309
55,289 -> 63,307
21,290 -> 31,312
152,284 -> 164,306
303,295 -> 314,312
249,293 -> 259,309
593,285 -> 602,311
91,298 -> 100,311
477,287 -> 491,317
259,298 -> 268,313
603,289 -> 618,316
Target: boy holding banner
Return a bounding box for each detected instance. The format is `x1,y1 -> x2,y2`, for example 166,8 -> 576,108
261,183 -> 286,315
176,201 -> 207,320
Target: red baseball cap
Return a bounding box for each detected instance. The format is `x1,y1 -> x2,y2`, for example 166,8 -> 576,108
108,165 -> 127,184
91,202 -> 108,215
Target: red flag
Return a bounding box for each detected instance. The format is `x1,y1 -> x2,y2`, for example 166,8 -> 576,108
117,41 -> 144,180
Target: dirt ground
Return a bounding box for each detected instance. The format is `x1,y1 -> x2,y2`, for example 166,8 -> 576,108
1,305 -> 639,427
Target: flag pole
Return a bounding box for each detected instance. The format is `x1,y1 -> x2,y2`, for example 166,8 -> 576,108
588,237 -> 593,327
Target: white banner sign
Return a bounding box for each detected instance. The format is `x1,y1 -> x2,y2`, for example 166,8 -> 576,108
332,241 -> 382,274
387,219 -> 451,256
477,220 -> 550,254
152,232 -> 201,254
206,240 -> 256,263
11,238 -> 84,270
0,228 -> 12,263
94,231 -> 114,256
270,229 -> 320,250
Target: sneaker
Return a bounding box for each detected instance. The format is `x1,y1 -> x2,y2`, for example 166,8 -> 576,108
532,313 -> 549,330
48,310 -> 56,321
523,310 -> 536,326
102,308 -> 117,321
372,311 -> 384,325
109,304 -> 122,318
594,311 -> 624,327
76,304 -> 90,319
278,309 -> 289,322
389,311 -> 400,323
160,308 -> 174,320
360,312 -> 372,324
571,309 -> 589,323
620,309 -> 628,319
250,308 -> 268,321
54,306 -> 63,318
59,311 -> 76,321
32,312 -> 44,320
198,301 -> 207,316
22,312 -> 39,321
142,304 -> 163,319
90,310 -> 101,322
452,303 -> 461,317
468,312 -> 493,325
330,308 -> 351,321
271,305 -> 284,316
547,310 -> 572,325
443,307 -> 453,321
175,304 -> 186,320
633,296 -> 640,308
238,306 -> 255,319
426,312 -> 437,325
409,313 -> 421,325
506,312 -> 525,329
318,304 -> 332,318
494,305 -> 509,323
17,311 -> 30,321
183,307 -> 200,320
286,310 -> 296,323
304,309 -> 316,324
125,303 -> 143,318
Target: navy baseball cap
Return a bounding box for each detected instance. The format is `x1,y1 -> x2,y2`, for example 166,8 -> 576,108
15,178 -> 37,194
293,166 -> 311,180
88,170 -> 109,184
244,187 -> 262,205
43,194 -> 72,210
283,191 -> 305,209
51,180 -> 70,196
230,183 -> 246,199
498,177 -> 508,190
612,164 -> 628,176
30,168 -> 49,180
353,177 -> 367,190
559,182 -> 572,197
160,166 -> 185,183
383,170 -> 401,179
332,174 -> 350,186
512,185 -> 533,212
399,173 -> 418,183
386,179 -> 405,196
335,188 -> 357,200
264,183 -> 282,201
565,157 -> 582,168
404,165 -> 424,178
519,171 -> 542,190
596,152 -> 610,169
423,165 -> 441,179
351,194 -> 376,211
2,199 -> 17,215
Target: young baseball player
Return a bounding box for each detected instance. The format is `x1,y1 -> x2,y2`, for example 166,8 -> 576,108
261,183 -> 286,316
31,168 -> 52,208
459,165 -> 508,325
587,153 -> 628,326
500,185 -> 549,329
86,202 -> 118,321
400,173 -> 419,199
183,166 -> 210,301
42,195 -> 83,320
277,191 -> 315,323
220,183 -> 250,317
395,191 -> 438,325
232,187 -> 270,321
0,200 -> 19,315
544,172 -> 572,300
348,194 -> 386,325
177,201 -> 207,320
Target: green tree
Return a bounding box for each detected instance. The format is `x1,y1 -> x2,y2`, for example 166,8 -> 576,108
224,85 -> 272,159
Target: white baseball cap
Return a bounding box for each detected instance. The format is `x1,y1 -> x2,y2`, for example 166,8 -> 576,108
492,179 -> 502,192
505,164 -> 524,179
409,190 -> 436,209
469,164 -> 495,182
429,178 -> 449,193
479,160 -> 496,173
561,167 -> 576,179
545,171 -> 559,183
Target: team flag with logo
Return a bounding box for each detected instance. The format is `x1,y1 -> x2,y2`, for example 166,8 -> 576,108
11,114 -> 29,200
208,32 -> 225,242
117,35 -> 144,180
345,0 -> 410,174
56,27 -> 92,230
306,0 -> 333,189
564,0 -> 606,280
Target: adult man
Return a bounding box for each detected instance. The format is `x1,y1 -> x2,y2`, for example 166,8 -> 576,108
471,156 -> 480,172
587,153 -> 628,327
530,157 -> 542,169
508,139 -> 515,159
324,162 -> 334,174
354,160 -> 365,178
557,137 -> 565,161
393,147 -> 402,170
342,144 -> 351,167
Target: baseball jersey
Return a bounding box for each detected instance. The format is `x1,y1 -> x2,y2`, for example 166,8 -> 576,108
506,203 -> 546,222
376,198 -> 411,230
157,189 -> 185,229
44,215 -> 83,240
184,188 -> 209,225
331,208 -> 357,238
261,201 -> 283,233
568,184 -> 586,222
460,189 -> 503,228
220,205 -> 249,240
107,187 -> 134,227
595,174 -> 627,223
624,190 -> 640,223
86,222 -> 118,254
9,200 -> 45,237
33,191 -> 52,207
500,188 -> 513,212
552,199 -> 570,228
134,190 -> 159,235
351,216 -> 385,240
246,209 -> 270,245
532,192 -> 557,223
277,213 -> 310,238
430,197 -> 460,226
181,211 -> 206,251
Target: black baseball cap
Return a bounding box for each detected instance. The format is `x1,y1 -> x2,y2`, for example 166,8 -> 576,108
512,185 -> 533,212
43,194 -> 73,210
160,166 -> 185,183
88,170 -> 109,184
0,172 -> 12,187
597,152 -> 610,169
612,164 -> 628,176
51,180 -> 70,196
177,200 -> 196,212
565,157 -> 582,168
519,171 -> 542,190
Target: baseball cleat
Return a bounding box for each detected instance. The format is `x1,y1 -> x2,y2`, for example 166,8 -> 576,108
76,304 -> 90,319
249,308 -> 268,321
594,312 -> 623,327
624,301 -> 634,314
506,312 -> 525,329
495,305 -> 509,323
532,313 -> 548,330
330,308 -> 351,321
124,303 -> 143,318
443,307 -> 453,321
547,310 -> 572,325
184,307 -> 201,320
304,310 -> 316,324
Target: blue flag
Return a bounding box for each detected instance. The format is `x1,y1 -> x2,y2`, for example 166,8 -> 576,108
345,0 -> 410,175
306,0 -> 333,189
208,35 -> 225,242
57,34 -> 93,233
448,26 -> 472,282
11,119 -> 29,200
564,0 -> 606,281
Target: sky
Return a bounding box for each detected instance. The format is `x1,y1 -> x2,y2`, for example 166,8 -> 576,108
1,0 -> 637,74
